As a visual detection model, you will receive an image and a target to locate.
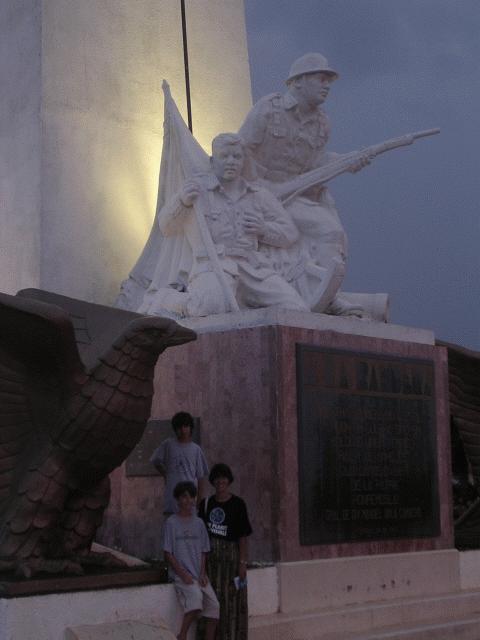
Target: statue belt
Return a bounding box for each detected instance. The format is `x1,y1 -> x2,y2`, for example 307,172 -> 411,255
196,245 -> 263,268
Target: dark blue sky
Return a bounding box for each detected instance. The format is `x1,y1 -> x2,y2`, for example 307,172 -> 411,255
244,0 -> 480,350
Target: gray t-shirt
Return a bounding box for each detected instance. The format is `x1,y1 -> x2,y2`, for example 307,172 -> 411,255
150,438 -> 209,514
163,514 -> 210,580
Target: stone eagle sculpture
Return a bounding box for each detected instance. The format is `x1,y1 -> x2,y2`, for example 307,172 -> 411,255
0,289 -> 195,577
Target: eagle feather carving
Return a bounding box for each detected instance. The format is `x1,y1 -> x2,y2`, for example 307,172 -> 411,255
0,289 -> 195,576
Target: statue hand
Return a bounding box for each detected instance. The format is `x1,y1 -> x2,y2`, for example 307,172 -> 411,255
243,211 -> 266,235
348,154 -> 371,174
180,180 -> 202,206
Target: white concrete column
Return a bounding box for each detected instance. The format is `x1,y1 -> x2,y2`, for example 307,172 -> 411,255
0,1 -> 42,292
1,0 -> 252,303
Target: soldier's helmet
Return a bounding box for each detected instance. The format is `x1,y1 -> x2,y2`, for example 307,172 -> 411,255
286,53 -> 339,83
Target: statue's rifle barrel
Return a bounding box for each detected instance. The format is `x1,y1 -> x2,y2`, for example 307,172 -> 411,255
281,127 -> 440,204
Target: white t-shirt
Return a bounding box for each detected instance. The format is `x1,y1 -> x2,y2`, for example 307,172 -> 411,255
163,514 -> 210,580
150,438 -> 209,514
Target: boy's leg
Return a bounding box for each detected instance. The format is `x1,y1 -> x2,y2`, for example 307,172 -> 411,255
177,609 -> 200,640
200,582 -> 220,640
204,617 -> 217,640
175,581 -> 204,640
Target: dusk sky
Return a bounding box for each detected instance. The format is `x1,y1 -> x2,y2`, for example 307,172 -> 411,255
243,0 -> 480,350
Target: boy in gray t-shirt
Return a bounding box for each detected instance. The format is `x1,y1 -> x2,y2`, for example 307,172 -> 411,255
164,481 -> 219,640
150,411 -> 209,514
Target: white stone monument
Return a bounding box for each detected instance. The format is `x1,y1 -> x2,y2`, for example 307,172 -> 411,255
117,54 -> 437,322
0,0 -> 252,303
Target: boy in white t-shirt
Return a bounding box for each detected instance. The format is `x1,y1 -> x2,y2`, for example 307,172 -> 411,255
164,481 -> 219,640
151,411 -> 209,515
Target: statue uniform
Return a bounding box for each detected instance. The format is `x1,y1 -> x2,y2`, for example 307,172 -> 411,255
144,173 -> 308,317
239,92 -> 331,181
239,91 -> 348,311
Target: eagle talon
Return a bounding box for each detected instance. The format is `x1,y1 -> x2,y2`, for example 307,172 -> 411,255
14,558 -> 84,579
74,550 -> 127,569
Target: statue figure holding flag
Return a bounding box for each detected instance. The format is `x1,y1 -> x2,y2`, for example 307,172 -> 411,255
138,133 -> 307,317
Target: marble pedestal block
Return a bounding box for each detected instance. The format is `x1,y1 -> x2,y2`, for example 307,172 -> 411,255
99,316 -> 452,562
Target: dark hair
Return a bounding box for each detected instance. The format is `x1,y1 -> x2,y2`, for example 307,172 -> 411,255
173,481 -> 197,499
171,411 -> 194,432
211,132 -> 244,155
209,463 -> 234,485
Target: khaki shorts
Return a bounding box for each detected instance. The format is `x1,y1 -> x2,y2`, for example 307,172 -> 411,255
174,578 -> 220,619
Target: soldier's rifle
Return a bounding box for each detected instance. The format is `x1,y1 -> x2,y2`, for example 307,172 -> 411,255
271,128 -> 440,205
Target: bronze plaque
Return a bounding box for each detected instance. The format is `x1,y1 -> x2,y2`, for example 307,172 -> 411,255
125,418 -> 201,477
296,345 -> 439,545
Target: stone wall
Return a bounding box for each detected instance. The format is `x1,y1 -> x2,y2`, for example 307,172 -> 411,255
0,1 -> 42,292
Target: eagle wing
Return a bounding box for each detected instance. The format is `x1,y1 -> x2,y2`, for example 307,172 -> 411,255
0,292 -> 85,508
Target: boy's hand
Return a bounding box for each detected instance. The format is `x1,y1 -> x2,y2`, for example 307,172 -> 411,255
181,571 -> 194,585
199,572 -> 208,587
239,563 -> 247,581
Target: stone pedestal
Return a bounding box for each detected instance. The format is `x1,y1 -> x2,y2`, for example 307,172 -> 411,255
0,581 -> 180,640
0,564 -> 275,639
99,311 -> 453,562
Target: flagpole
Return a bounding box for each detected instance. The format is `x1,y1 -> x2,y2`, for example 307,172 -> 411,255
180,0 -> 193,133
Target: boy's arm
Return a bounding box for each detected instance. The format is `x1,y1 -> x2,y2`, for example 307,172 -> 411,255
198,552 -> 208,587
238,537 -> 249,581
196,447 -> 210,504
164,551 -> 194,585
152,460 -> 166,476
150,443 -> 167,476
197,477 -> 208,505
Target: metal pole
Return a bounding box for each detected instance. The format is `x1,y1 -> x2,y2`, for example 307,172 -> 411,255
180,0 -> 193,133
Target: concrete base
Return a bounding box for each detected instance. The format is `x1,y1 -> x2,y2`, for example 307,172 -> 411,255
65,619 -> 175,640
250,594 -> 480,640
249,549 -> 480,640
2,551 -> 480,639
0,583 -> 179,640
349,616 -> 480,640
277,549 -> 460,614
0,565 -> 274,639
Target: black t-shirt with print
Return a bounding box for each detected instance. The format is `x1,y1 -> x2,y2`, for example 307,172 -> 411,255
198,494 -> 252,542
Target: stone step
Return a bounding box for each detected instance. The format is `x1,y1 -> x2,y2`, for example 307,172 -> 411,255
249,589 -> 480,640
340,615 -> 480,640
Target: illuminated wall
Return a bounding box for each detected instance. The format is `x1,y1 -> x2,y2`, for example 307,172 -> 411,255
0,0 -> 42,293
1,0 -> 252,303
